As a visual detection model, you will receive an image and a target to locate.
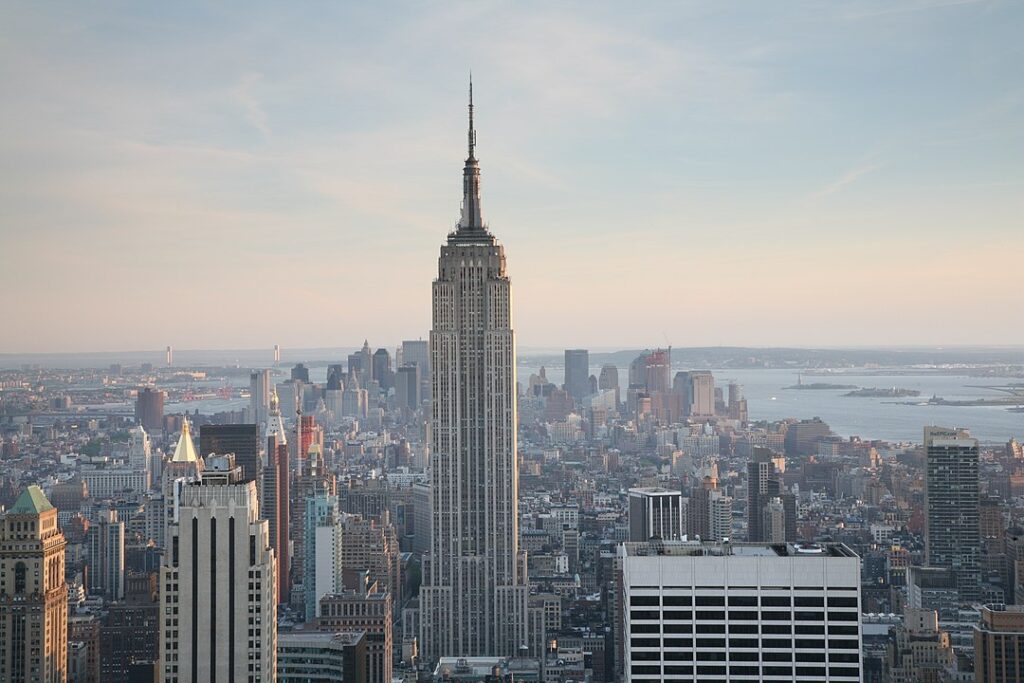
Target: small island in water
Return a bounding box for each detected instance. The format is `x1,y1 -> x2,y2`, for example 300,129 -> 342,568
844,387 -> 921,398
784,382 -> 859,390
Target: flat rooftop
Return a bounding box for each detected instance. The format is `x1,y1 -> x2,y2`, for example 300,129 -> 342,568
620,541 -> 858,559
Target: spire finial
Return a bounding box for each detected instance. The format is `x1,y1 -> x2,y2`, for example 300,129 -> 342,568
468,73 -> 476,160
453,72 -> 491,241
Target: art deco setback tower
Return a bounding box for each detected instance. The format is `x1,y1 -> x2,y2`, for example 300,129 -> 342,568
420,82 -> 529,662
0,486 -> 68,683
159,455 -> 277,683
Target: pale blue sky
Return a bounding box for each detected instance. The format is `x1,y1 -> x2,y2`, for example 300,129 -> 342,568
1,1 -> 1021,352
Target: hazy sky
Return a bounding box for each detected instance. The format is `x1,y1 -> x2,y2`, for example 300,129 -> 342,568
1,1 -> 1021,354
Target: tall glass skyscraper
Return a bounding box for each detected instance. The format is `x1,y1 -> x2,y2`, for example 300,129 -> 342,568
419,82 -> 529,662
924,425 -> 981,602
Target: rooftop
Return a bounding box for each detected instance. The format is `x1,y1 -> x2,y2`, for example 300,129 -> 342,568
620,540 -> 858,559
9,485 -> 54,515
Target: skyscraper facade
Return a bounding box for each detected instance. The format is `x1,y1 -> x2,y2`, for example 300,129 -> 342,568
564,349 -> 590,404
159,454 -> 277,683
619,541 -> 862,682
628,487 -> 686,542
199,423 -> 262,484
263,390 -> 291,604
372,348 -> 393,391
974,604 -> 1024,683
85,508 -> 125,601
135,387 -> 165,433
401,339 -> 430,381
420,84 -> 529,662
0,486 -> 68,683
925,425 -> 981,602
250,369 -> 272,428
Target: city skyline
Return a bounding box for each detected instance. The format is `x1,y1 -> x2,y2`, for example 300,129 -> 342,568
3,1 -> 1023,353
3,4 -> 1023,681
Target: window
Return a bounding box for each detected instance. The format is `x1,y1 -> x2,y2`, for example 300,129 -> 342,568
696,637 -> 726,648
827,596 -> 858,608
795,638 -> 826,649
696,651 -> 727,661
631,595 -> 659,606
829,611 -> 859,621
729,610 -> 761,622
631,638 -> 660,648
730,665 -> 760,675
828,639 -> 859,650
796,666 -> 826,676
828,624 -> 857,635
729,596 -> 758,607
696,596 -> 725,606
795,611 -> 825,621
664,665 -> 693,675
728,638 -> 759,648
695,610 -> 725,620
795,596 -> 824,607
762,611 -> 792,621
730,651 -> 759,661
762,596 -> 791,607
830,652 -> 859,663
762,638 -> 793,649
829,666 -> 860,677
796,651 -> 826,662
763,652 -> 792,662
14,563 -> 26,593
696,665 -> 726,675
664,596 -> 692,606
664,610 -> 692,621
631,665 -> 660,675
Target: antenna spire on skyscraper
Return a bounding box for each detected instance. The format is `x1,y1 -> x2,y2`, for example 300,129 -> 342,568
454,73 -> 489,239
468,73 -> 476,161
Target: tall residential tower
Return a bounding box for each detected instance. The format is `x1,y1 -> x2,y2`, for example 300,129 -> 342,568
924,425 -> 981,602
419,82 -> 529,662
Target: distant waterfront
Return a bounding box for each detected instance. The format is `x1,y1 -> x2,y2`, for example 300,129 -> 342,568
4,349 -> 1021,444
519,364 -> 1023,445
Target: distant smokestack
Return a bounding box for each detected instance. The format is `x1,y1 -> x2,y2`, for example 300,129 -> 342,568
273,344 -> 281,365
166,345 -> 173,366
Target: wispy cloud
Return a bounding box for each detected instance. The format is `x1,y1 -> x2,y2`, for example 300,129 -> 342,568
231,72 -> 271,137
809,161 -> 882,200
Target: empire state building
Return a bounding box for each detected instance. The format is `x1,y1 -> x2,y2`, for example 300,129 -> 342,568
420,83 -> 529,662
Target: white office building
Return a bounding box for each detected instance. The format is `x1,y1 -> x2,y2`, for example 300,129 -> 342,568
159,454 -> 277,683
619,541 -> 862,682
628,488 -> 687,542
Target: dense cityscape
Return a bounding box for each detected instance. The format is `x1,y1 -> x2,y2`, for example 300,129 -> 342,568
3,87 -> 1024,683
4,4 -> 1024,683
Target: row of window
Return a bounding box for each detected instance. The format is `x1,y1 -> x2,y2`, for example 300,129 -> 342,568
631,643 -> 862,657
631,623 -> 858,636
630,595 -> 858,608
630,664 -> 860,677
630,637 -> 860,650
630,609 -> 859,622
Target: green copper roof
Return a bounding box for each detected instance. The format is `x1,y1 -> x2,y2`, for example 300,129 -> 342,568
9,485 -> 54,514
